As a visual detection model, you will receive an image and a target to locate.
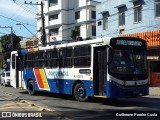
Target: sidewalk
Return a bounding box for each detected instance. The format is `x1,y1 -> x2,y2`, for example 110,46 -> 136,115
0,87 -> 67,119
149,87 -> 160,96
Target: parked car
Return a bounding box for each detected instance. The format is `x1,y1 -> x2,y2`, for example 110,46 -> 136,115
1,71 -> 10,86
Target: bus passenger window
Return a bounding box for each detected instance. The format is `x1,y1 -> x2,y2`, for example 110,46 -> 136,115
33,51 -> 45,68
59,47 -> 73,68
46,49 -> 58,68
74,45 -> 91,67
12,54 -> 15,69
25,53 -> 33,68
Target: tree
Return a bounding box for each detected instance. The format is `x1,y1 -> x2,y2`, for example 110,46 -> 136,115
0,59 -> 5,69
0,34 -> 21,60
71,26 -> 80,40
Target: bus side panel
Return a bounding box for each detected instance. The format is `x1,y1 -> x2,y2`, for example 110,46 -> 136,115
82,80 -> 94,96
23,69 -> 38,90
47,79 -> 70,94
24,69 -> 72,93
70,80 -> 94,96
24,68 -> 94,96
106,81 -> 149,98
47,79 -> 94,96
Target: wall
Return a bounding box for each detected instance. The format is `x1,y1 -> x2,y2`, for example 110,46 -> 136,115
38,0 -> 98,44
124,30 -> 160,47
96,0 -> 160,38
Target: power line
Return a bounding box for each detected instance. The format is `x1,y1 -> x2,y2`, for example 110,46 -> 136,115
4,2 -> 25,28
0,32 -> 8,35
7,0 -> 37,27
14,0 -> 38,15
0,14 -> 37,27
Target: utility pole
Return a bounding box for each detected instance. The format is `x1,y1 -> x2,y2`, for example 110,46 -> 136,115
24,1 -> 46,46
0,26 -> 13,50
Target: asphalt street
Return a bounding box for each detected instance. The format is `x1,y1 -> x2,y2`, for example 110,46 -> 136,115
0,85 -> 160,120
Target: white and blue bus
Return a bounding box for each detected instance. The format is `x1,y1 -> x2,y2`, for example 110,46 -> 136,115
11,36 -> 149,101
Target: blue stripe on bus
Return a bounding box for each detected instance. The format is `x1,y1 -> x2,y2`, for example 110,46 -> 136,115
18,49 -> 28,56
24,69 -> 94,96
34,79 -> 94,96
106,81 -> 149,98
24,69 -> 148,98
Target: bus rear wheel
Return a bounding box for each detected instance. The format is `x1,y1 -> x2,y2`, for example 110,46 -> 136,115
28,80 -> 36,95
74,83 -> 88,102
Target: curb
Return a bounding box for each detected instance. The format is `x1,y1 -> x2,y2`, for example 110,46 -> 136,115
19,100 -> 54,112
19,99 -> 68,119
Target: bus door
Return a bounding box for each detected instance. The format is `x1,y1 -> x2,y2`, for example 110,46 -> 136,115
15,56 -> 19,88
10,53 -> 18,88
93,46 -> 107,96
11,53 -> 23,88
16,56 -> 23,88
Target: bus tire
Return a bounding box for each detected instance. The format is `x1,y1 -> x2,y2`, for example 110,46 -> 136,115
28,80 -> 36,95
74,83 -> 88,102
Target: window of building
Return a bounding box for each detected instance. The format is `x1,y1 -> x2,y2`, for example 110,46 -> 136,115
59,47 -> 73,68
133,1 -> 142,23
118,6 -> 126,26
97,21 -> 102,26
92,25 -> 96,36
49,14 -> 58,21
49,0 -> 58,7
75,11 -> 80,20
155,0 -> 160,18
50,28 -> 59,36
102,12 -> 109,30
74,45 -> 91,67
91,11 -> 96,19
46,49 -> 58,68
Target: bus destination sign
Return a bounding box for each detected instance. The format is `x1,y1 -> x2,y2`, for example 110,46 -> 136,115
116,40 -> 142,46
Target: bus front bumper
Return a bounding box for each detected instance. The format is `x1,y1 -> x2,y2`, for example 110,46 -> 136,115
106,81 -> 149,98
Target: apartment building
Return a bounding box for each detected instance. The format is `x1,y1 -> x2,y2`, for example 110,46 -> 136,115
96,0 -> 160,86
96,0 -> 160,37
37,0 -> 100,45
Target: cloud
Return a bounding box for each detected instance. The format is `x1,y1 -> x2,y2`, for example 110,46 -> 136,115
0,0 -> 37,20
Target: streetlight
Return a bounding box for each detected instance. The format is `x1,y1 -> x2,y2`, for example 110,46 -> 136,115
16,23 -> 37,48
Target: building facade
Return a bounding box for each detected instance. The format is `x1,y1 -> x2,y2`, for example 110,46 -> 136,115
96,0 -> 160,37
96,0 -> 160,86
37,0 -> 100,45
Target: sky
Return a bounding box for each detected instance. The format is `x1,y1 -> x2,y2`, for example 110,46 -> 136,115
0,0 -> 38,39
0,0 -> 104,39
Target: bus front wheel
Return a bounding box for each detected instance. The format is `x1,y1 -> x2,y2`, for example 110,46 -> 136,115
28,80 -> 36,95
74,83 -> 88,102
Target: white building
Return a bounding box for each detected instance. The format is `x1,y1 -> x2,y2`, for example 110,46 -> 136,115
37,0 -> 100,45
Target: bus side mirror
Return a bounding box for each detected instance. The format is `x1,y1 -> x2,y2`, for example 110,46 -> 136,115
106,45 -> 113,65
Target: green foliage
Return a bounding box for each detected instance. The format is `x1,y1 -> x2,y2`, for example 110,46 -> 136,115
71,26 -> 80,40
0,59 -> 5,69
0,34 -> 21,60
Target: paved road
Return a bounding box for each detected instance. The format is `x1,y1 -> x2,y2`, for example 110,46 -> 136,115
0,85 -> 160,119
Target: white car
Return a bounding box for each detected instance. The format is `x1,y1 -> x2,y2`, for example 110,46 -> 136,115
1,71 -> 10,86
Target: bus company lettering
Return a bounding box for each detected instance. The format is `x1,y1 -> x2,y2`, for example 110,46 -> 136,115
48,71 -> 69,77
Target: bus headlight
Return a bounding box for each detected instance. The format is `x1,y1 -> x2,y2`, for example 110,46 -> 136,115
110,79 -> 125,88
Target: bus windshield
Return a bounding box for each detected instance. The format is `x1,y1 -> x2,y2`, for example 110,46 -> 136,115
109,49 -> 148,79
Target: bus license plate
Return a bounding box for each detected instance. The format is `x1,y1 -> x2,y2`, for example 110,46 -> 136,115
133,91 -> 139,94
